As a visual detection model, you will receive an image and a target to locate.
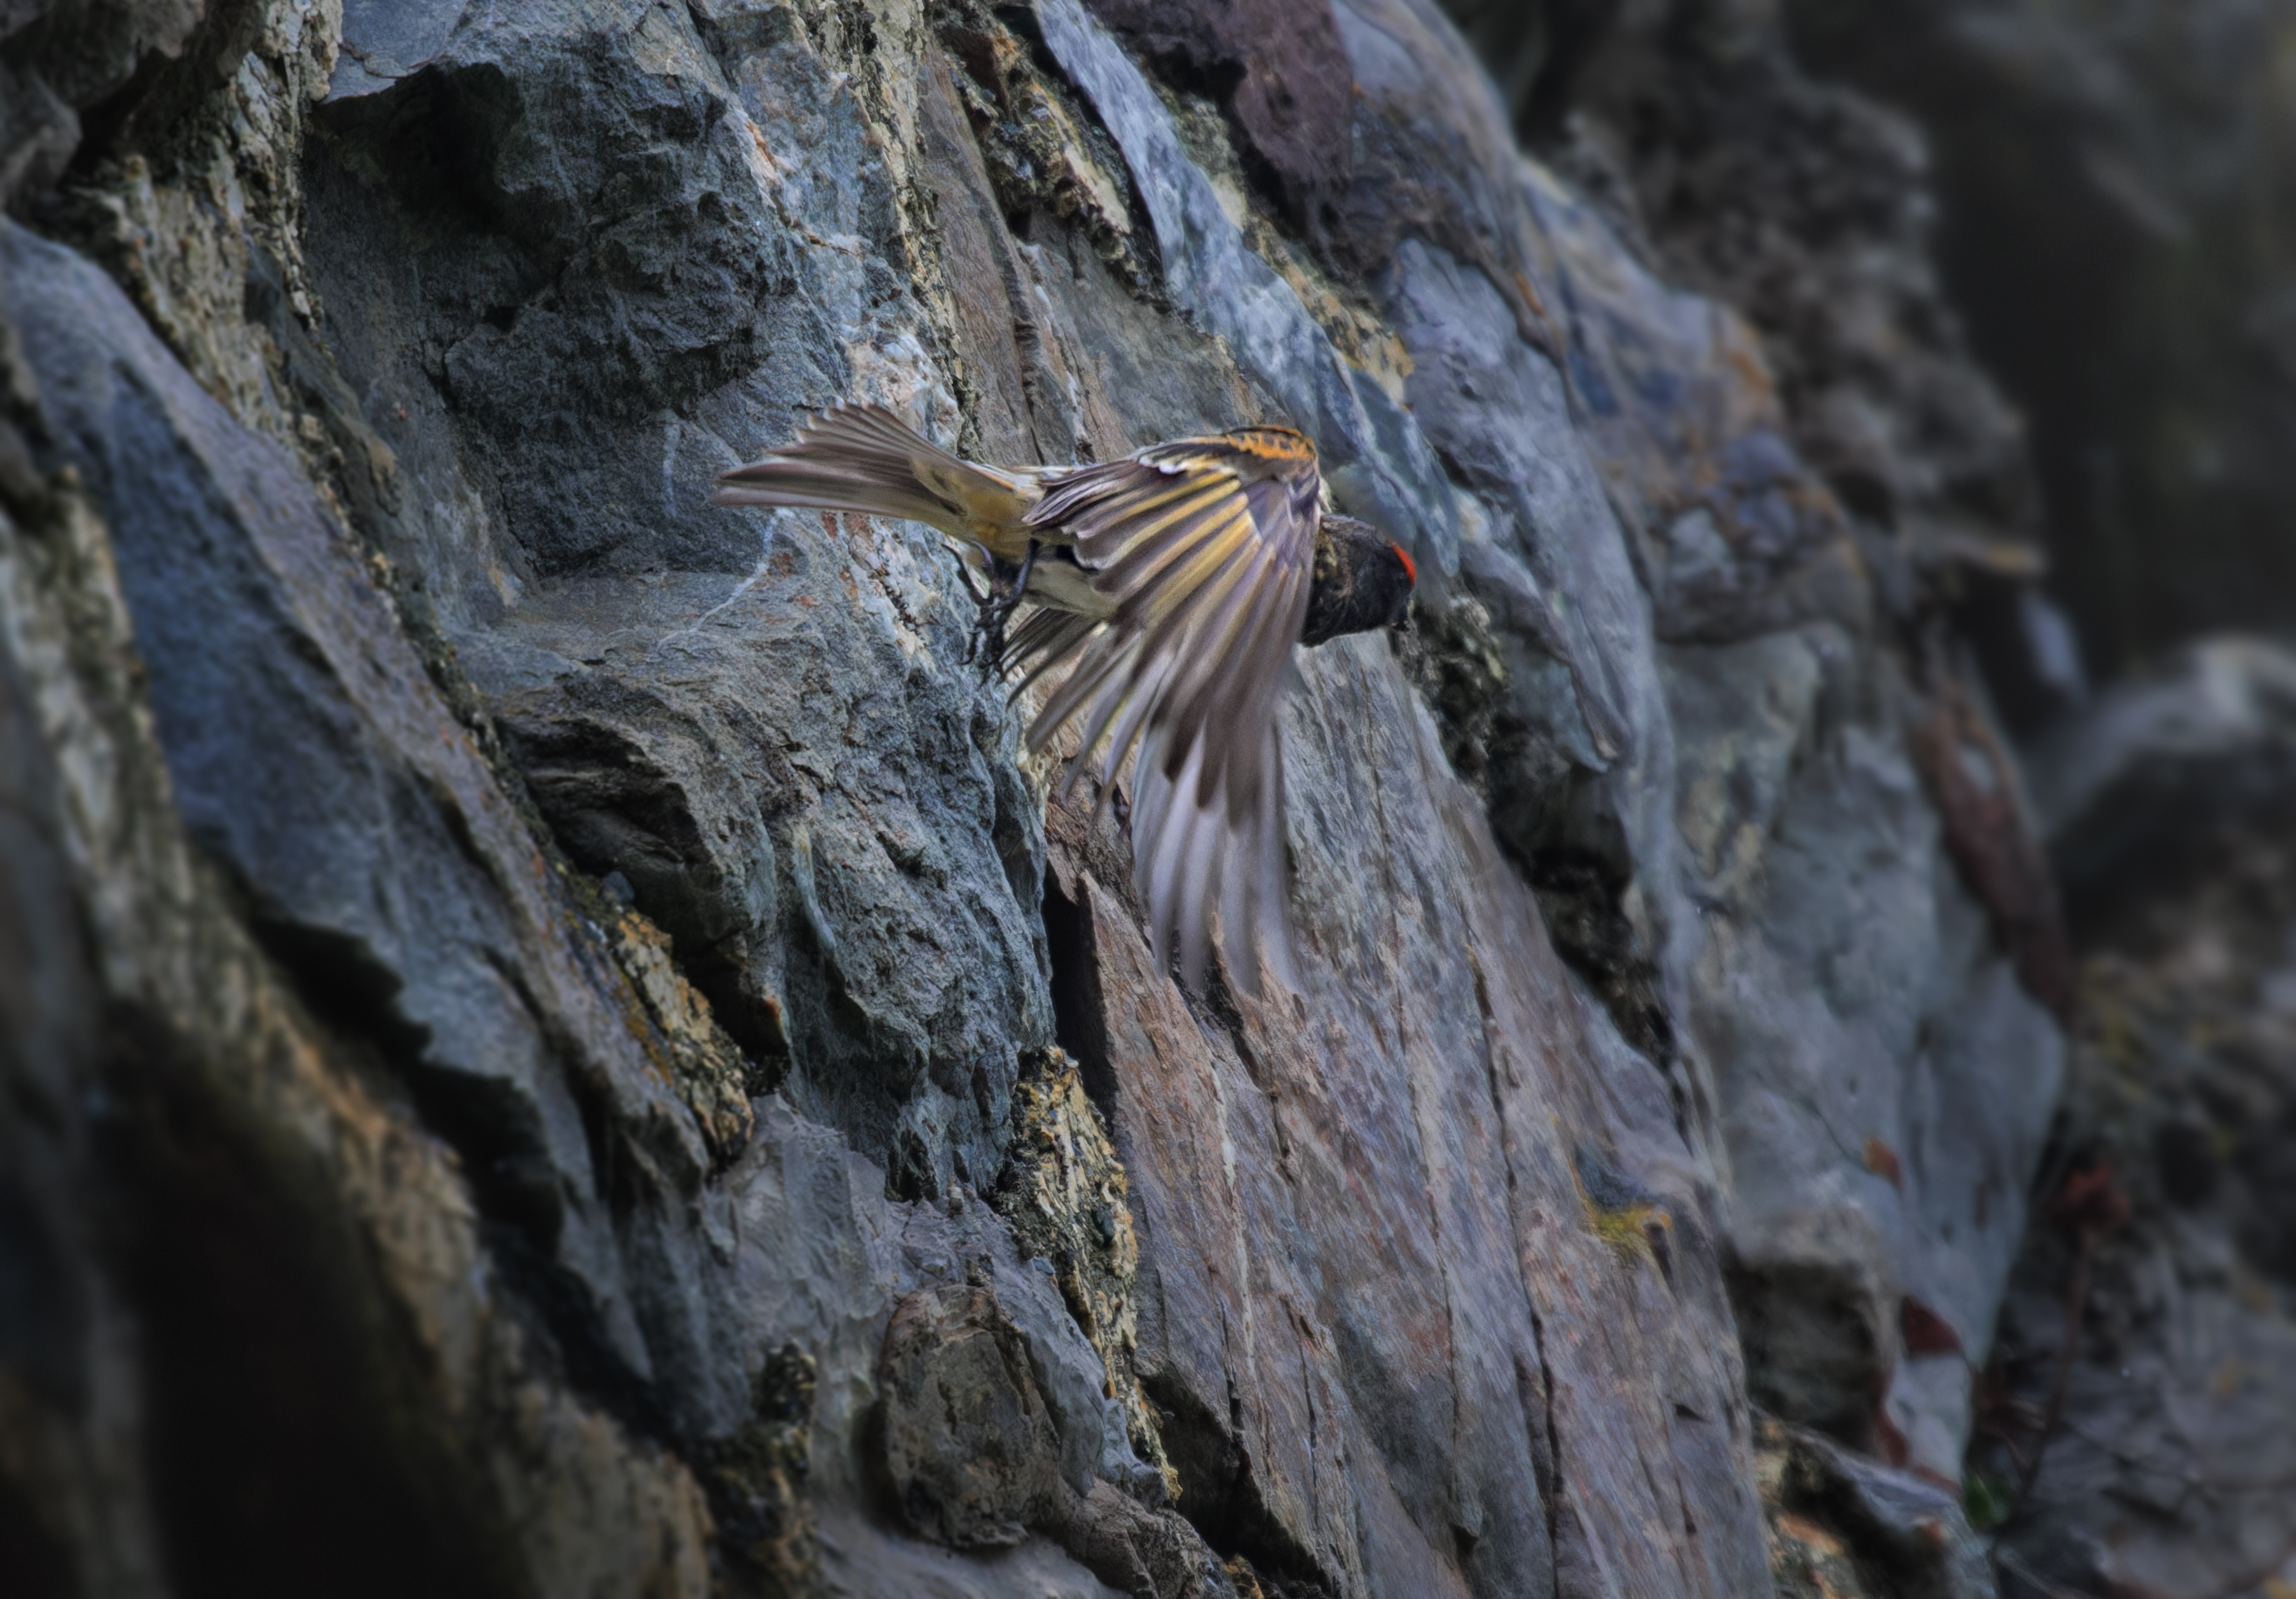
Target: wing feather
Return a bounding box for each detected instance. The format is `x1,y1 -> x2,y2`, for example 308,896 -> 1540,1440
1095,495 -> 1253,594
1006,433 -> 1320,992
1026,504 -> 1255,772
1026,458 -> 1184,530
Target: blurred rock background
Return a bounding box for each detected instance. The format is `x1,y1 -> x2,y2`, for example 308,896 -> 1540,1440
0,1 -> 2290,1597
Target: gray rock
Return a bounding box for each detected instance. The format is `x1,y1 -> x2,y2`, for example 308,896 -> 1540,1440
1665,628 -> 2061,1473
0,477 -> 179,1599
332,0 -> 469,98
2,219 -> 739,1425
1767,1423 -> 2000,1599
0,0 -> 202,205
0,0 -> 2109,1593
1368,20 -> 2063,1506
2026,635 -> 2296,903
1510,163 -> 1868,649
1974,635 -> 2296,1597
1036,0 -> 1464,572
1394,237 -> 1644,772
879,1282 -> 1069,1546
0,340 -> 722,1596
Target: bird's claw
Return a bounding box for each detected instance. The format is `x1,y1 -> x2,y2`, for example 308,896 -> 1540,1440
951,538 -> 1039,681
928,544 -> 1000,672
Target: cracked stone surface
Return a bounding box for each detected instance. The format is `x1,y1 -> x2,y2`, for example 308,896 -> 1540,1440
0,0 -> 2089,1595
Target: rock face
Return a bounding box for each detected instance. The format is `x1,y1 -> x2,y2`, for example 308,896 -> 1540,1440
1780,0 -> 2296,684
0,1 -> 2086,1596
1973,640 -> 2296,1598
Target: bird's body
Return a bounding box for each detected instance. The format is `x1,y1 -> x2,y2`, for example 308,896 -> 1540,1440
712,403 -> 1415,994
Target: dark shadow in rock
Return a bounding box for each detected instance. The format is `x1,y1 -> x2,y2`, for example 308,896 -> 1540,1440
1757,1417 -> 1995,1599
887,1129 -> 940,1205
1432,0 -> 1626,142
0,1473 -> 74,1599
248,916 -> 434,1069
1526,844 -> 1672,1064
1042,871 -> 1118,1115
1139,1369 -> 1328,1596
981,709 -> 1044,928
496,706 -> 788,1080
1726,1252 -> 1890,1453
0,1171 -> 85,1431
246,912 -> 667,1434
102,1013 -> 523,1599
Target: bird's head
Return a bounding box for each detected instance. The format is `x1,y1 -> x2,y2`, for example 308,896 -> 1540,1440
1377,540 -> 1417,631
1300,514 -> 1419,647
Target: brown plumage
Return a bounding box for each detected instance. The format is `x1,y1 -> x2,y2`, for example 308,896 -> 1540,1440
712,402 -> 1416,994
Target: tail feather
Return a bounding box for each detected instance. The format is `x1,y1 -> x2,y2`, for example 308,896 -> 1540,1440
711,402 -> 996,537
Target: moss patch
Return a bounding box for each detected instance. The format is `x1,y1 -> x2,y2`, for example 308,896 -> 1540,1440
994,1045 -> 1176,1502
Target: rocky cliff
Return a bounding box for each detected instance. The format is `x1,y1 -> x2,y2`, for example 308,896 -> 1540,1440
0,1 -> 2211,1596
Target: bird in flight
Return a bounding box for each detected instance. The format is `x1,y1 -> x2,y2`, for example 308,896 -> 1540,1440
713,403 -> 1416,995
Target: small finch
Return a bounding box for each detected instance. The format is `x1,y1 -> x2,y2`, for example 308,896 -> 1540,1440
712,403 -> 1417,994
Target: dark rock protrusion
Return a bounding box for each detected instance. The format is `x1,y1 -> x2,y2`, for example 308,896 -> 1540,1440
875,1282 -> 1226,1596
1728,1225 -> 1897,1451
2026,637 -> 2296,924
1756,1418 -> 1997,1599
699,1343 -> 820,1595
877,1283 -> 1066,1548
1,221 -> 735,1425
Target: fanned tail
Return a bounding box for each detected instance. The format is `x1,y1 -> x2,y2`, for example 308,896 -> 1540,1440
711,402 -> 1019,540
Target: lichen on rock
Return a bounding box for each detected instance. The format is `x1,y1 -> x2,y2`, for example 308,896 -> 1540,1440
607,902 -> 765,1166
700,1342 -> 821,1593
935,0 -> 1156,298
994,1045 -> 1178,1504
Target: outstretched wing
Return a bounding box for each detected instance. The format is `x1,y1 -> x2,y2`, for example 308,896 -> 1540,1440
1007,429 -> 1321,994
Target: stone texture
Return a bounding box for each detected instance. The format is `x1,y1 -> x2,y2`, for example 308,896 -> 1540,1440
1044,648 -> 1771,1597
1756,1420 -> 1997,1599
0,0 -> 203,205
1080,0 -> 1356,228
1038,0 -> 1463,571
0,369 -> 717,1599
1358,0 -> 2065,1517
6,219 -> 736,1432
1971,643 -> 2296,1599
1784,0 -> 2296,683
0,0 -> 2114,1595
2025,636 -> 2296,916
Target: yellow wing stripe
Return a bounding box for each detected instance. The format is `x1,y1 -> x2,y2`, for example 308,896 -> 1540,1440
1116,509 -> 1256,638
1003,422 -> 1323,994
1104,502 -> 1256,626
1083,476 -> 1237,556
1076,469 -> 1211,526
